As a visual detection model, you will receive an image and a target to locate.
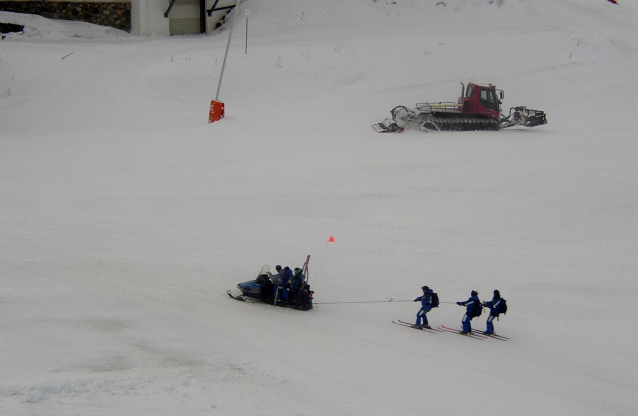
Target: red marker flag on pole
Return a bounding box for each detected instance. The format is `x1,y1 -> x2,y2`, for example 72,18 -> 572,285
209,0 -> 240,124
329,236 -> 335,242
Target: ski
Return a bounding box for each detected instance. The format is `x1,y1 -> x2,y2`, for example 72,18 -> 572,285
486,334 -> 508,341
471,329 -> 509,341
397,320 -> 444,332
227,290 -> 254,303
392,320 -> 437,334
438,325 -> 486,340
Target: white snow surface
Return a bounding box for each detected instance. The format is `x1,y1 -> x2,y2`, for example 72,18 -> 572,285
1,0 -> 638,414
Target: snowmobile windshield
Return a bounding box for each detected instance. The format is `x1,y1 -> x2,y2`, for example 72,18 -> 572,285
258,264 -> 271,277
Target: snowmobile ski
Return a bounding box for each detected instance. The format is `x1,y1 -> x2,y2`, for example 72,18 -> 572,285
392,320 -> 437,333
227,290 -> 253,302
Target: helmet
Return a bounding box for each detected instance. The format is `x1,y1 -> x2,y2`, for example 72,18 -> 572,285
494,289 -> 501,297
471,290 -> 478,296
294,268 -> 302,274
422,286 -> 429,291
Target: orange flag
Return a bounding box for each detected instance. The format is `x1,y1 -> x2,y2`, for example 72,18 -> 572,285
329,236 -> 335,243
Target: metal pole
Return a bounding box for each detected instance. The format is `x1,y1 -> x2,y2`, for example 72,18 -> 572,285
245,9 -> 250,54
215,0 -> 240,101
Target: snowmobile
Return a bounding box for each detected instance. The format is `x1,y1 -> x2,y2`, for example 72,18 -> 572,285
227,256 -> 314,311
372,82 -> 547,133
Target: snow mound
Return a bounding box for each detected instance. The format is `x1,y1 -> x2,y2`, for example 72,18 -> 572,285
0,11 -> 129,40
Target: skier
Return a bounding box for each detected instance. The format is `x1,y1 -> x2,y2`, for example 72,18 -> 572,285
277,266 -> 294,303
290,268 -> 306,305
270,265 -> 284,303
281,266 -> 293,286
483,289 -> 503,335
271,265 -> 283,285
457,290 -> 481,334
291,268 -> 305,291
413,286 -> 435,329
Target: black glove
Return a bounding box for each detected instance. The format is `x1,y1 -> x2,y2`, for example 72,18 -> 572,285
457,302 -> 462,306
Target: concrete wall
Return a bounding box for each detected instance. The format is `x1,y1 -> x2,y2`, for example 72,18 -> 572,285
130,0 -> 168,36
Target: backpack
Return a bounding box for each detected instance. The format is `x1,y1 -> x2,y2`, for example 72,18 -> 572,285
430,292 -> 439,308
472,300 -> 483,318
497,298 -> 507,315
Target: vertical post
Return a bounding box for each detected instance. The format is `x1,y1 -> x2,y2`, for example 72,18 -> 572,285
245,9 -> 250,54
214,0 -> 240,101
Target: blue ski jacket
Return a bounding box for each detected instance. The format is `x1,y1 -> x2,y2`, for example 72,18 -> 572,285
485,295 -> 502,317
415,289 -> 434,311
281,267 -> 293,286
457,295 -> 480,315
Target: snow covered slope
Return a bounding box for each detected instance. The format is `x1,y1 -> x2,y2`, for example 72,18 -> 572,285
1,1 -> 637,415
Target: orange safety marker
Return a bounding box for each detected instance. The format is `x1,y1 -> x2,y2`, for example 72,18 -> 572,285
209,100 -> 225,123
